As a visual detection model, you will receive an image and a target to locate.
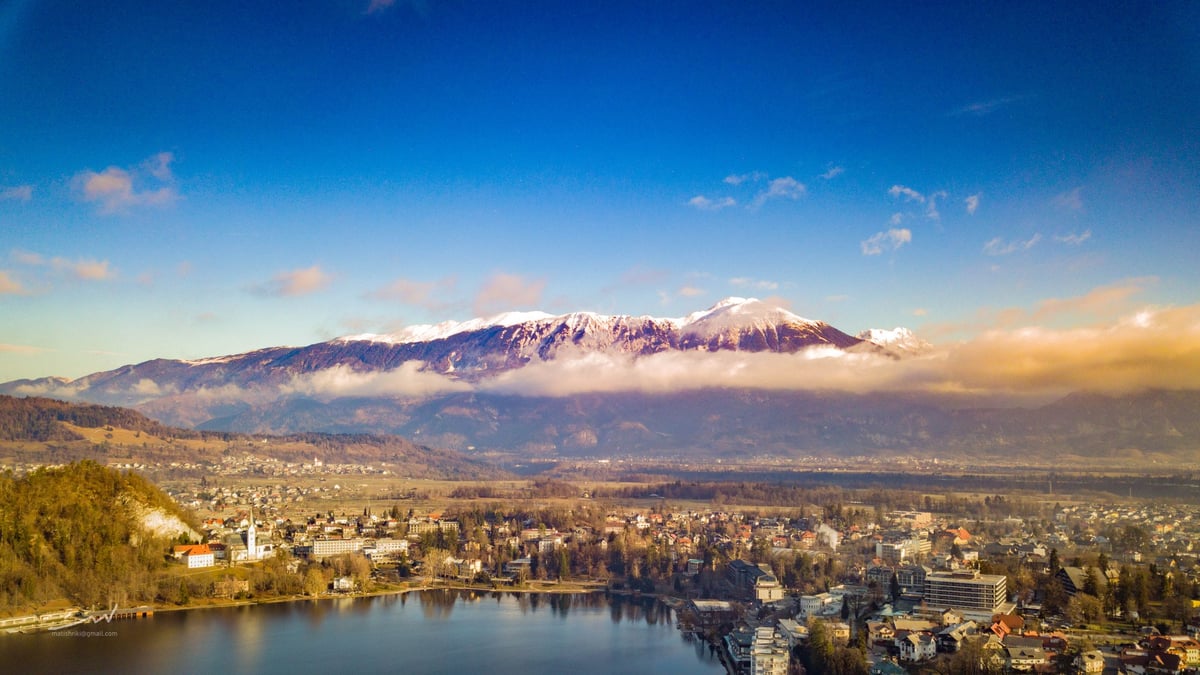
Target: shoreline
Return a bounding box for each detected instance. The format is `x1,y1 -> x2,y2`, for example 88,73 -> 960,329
3,578 -> 631,632
134,578 -> 616,616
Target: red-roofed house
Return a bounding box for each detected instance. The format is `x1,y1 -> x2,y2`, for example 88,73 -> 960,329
174,544 -> 215,568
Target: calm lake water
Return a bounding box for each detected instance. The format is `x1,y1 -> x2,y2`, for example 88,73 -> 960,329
0,590 -> 724,674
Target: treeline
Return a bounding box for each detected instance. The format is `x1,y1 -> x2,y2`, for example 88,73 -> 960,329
0,460 -> 194,610
0,395 -> 208,441
0,396 -> 503,480
597,481 -> 908,512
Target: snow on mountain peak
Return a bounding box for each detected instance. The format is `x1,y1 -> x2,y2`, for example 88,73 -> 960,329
339,310 -> 555,345
856,327 -> 932,355
338,297 -> 822,346
678,297 -> 817,331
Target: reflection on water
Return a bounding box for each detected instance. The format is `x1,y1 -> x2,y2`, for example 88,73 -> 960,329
0,591 -> 721,675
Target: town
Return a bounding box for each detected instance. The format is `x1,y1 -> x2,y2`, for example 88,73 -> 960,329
141,457 -> 1200,675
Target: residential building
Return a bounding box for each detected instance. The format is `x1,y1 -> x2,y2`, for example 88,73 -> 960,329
1055,566 -> 1105,597
888,511 -> 933,529
724,626 -> 756,673
174,544 -> 215,568
923,570 -> 1007,618
776,618 -> 808,649
688,600 -> 736,628
1075,650 -> 1104,673
1004,636 -> 1047,672
799,592 -> 838,617
936,621 -> 977,653
750,627 -> 789,675
897,632 -> 937,662
312,538 -> 365,559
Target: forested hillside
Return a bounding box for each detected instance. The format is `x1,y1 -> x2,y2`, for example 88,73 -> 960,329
0,461 -> 196,611
0,395 -> 203,442
0,395 -> 507,480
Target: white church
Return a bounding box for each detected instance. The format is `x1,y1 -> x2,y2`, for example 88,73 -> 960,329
227,506 -> 275,563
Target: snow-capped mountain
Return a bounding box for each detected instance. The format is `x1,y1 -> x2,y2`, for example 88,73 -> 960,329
340,297 -> 860,354
7,299 -> 1200,463
0,297 -> 897,433
1,298 -> 881,408
855,327 -> 933,356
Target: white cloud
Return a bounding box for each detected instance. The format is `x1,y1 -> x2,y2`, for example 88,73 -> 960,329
1054,187 -> 1083,211
0,342 -> 46,354
820,166 -> 844,180
688,195 -> 736,211
926,190 -> 948,220
888,185 -> 925,203
983,234 -> 1041,256
477,346 -> 934,397
0,185 -> 33,202
131,378 -> 167,396
724,171 -> 766,186
729,277 -> 779,291
889,212 -> 904,226
949,95 -> 1025,117
751,176 -> 806,208
677,285 -> 705,297
255,265 -> 333,297
474,272 -> 545,316
7,250 -> 115,283
474,300 -> 1200,399
12,250 -> 44,266
964,193 -> 980,215
1054,230 -> 1092,245
142,152 -> 175,181
75,152 -> 179,214
52,257 -> 115,281
0,270 -> 24,294
11,379 -> 89,400
280,362 -> 471,399
861,228 -> 912,255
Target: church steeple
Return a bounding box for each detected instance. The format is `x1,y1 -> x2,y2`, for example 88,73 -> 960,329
246,504 -> 257,561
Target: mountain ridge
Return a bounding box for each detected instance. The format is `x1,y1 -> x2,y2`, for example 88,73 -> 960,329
1,297 -> 876,406
5,298 -> 1198,464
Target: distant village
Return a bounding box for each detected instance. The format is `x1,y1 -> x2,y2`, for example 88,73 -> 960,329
130,454 -> 1200,675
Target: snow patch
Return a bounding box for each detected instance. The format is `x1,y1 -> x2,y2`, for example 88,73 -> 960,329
856,327 -> 932,355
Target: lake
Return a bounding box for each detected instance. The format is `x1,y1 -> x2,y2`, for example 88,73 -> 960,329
0,590 -> 725,674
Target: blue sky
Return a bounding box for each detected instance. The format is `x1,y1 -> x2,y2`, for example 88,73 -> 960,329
1,0 -> 1198,382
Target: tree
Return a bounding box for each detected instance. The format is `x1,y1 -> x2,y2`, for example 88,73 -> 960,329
889,572 -> 901,601
1048,547 -> 1060,572
804,620 -> 835,673
1066,594 -> 1103,626
945,637 -> 1005,675
1082,566 -> 1100,597
304,567 -> 326,596
1043,576 -> 1068,617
